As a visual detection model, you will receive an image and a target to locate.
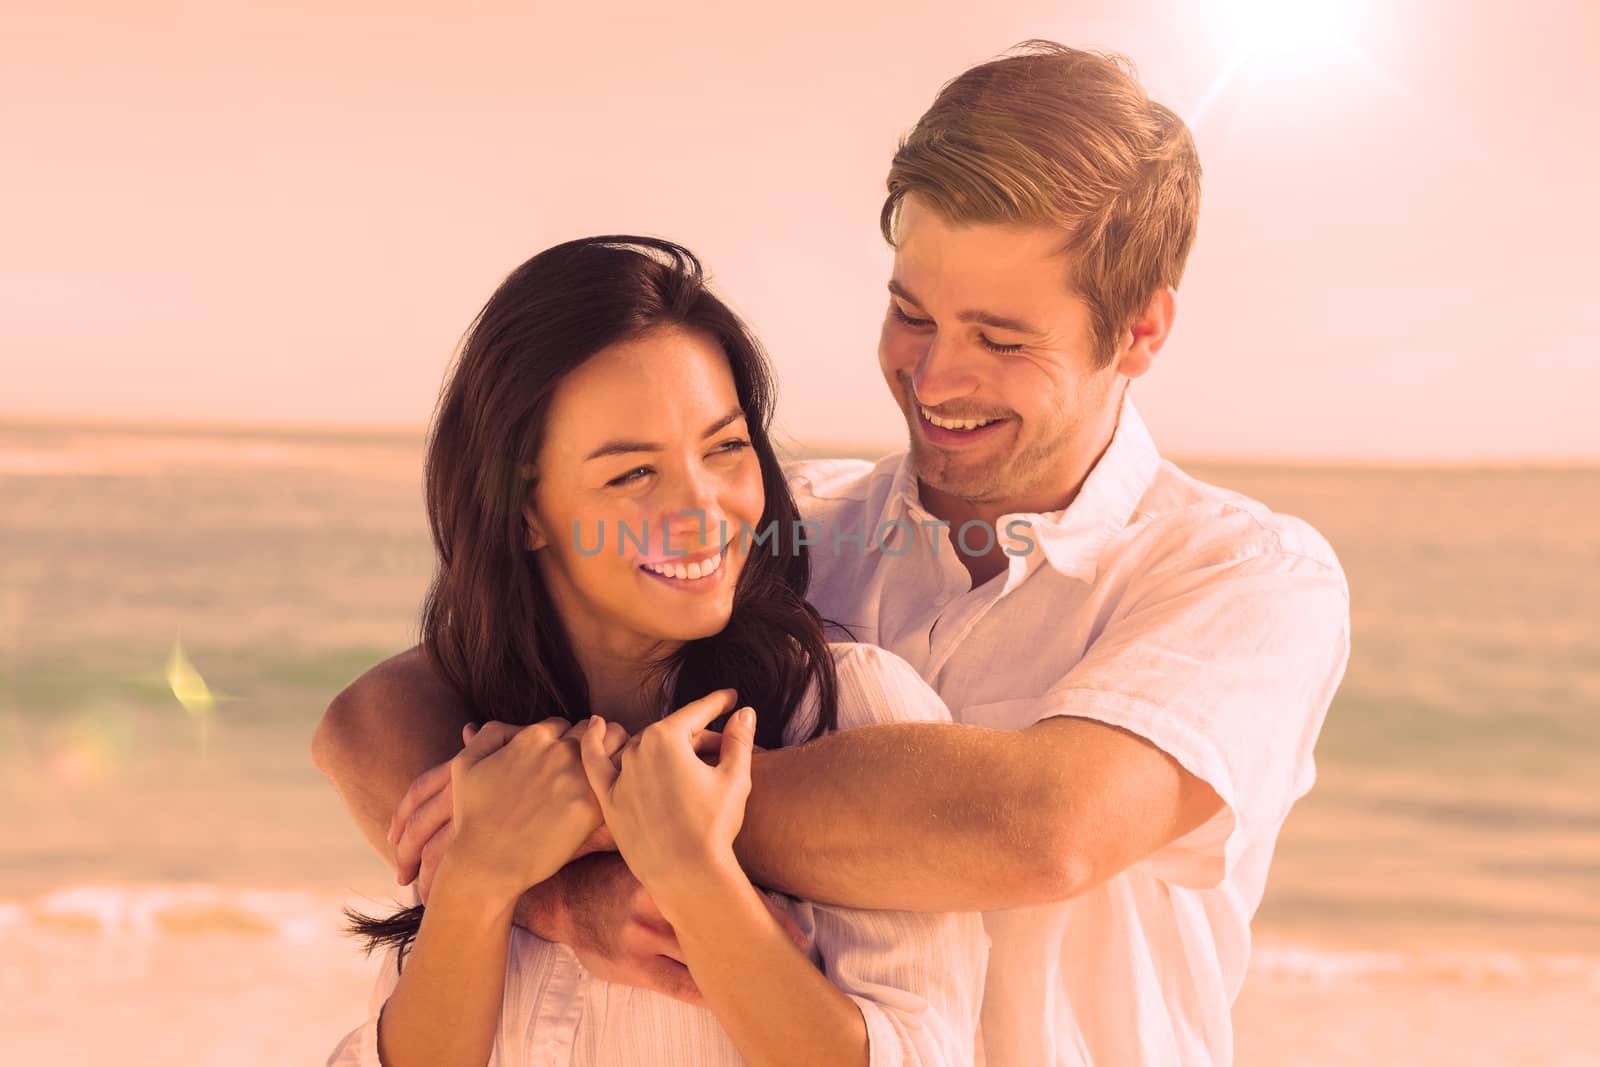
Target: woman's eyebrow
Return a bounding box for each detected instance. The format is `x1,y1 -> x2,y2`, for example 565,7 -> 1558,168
583,406 -> 746,462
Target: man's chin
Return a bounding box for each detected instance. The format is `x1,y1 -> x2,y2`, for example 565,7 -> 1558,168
909,442 -> 1009,504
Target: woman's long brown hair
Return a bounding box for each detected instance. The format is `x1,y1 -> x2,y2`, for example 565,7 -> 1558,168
347,236 -> 841,959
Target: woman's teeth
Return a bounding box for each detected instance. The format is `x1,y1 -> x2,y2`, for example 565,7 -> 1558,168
921,405 -> 1000,431
641,549 -> 723,581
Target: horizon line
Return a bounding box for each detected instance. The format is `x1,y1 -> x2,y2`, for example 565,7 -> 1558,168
2,411 -> 1597,471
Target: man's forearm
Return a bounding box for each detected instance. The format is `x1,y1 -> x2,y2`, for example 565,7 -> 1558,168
736,721 -> 1068,911
511,852 -> 625,942
311,647 -> 571,940
313,697 -> 464,869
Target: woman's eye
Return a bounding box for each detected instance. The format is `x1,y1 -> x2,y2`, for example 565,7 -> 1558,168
714,438 -> 751,457
890,304 -> 932,328
607,467 -> 651,487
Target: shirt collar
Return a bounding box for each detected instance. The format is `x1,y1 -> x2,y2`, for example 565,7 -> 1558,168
878,396 -> 1160,584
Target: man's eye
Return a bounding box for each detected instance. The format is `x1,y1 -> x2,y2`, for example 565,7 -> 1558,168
891,304 -> 933,328
607,467 -> 651,487
980,336 -> 1025,354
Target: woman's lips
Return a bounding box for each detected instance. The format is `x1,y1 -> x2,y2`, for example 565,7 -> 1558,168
637,544 -> 727,586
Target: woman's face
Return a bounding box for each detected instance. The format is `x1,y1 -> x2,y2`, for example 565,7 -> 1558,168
524,325 -> 766,662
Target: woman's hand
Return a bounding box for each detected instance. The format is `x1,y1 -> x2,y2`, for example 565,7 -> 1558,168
579,689 -> 756,906
448,716 -> 628,903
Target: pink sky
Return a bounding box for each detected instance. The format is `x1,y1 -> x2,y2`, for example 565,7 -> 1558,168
3,1 -> 1596,461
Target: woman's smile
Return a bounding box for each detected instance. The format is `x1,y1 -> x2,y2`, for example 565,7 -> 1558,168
637,544 -> 729,589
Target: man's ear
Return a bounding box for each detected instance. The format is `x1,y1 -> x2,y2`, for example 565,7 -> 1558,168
1116,286 -> 1176,380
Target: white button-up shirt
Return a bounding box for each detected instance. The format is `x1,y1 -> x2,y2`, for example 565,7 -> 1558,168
789,400 -> 1351,1067
328,644 -> 989,1067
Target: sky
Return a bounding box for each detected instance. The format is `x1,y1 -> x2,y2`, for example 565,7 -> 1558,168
2,0 -> 1597,461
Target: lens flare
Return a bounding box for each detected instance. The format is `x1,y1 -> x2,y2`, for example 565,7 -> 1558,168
165,635 -> 216,718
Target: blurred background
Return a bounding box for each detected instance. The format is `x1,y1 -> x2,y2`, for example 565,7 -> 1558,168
3,1 -> 1597,1064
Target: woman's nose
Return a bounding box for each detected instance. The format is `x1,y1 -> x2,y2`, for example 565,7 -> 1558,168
656,472 -> 723,553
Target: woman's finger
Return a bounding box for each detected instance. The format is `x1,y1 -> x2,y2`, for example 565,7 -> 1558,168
457,720 -> 524,765
659,688 -> 739,736
601,720 -> 628,760
393,782 -> 453,885
579,715 -> 620,810
389,758 -> 451,843
496,717 -> 572,763
617,734 -> 643,772
688,729 -> 724,764
718,706 -> 757,784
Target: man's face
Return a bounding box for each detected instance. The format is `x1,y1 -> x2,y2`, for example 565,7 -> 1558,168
877,193 -> 1128,512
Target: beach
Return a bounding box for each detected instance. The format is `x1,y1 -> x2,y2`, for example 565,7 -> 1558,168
3,420 -> 1597,1065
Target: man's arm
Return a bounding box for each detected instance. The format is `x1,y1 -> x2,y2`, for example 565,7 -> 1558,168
310,643 -> 714,1003
742,538 -> 1348,913
312,645 -> 471,867
738,715 -> 1222,911
311,644 -> 570,934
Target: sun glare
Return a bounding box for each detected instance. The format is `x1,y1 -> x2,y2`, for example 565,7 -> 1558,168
1218,0 -> 1372,72
1185,0 -> 1381,126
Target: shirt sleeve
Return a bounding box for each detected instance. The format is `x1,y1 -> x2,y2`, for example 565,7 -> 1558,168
1033,525 -> 1351,888
800,643 -> 989,1067
325,944 -> 403,1067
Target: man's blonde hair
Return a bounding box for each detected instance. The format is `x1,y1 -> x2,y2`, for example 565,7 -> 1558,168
881,41 -> 1202,367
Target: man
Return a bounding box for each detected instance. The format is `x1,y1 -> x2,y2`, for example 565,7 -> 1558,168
314,41 -> 1349,1066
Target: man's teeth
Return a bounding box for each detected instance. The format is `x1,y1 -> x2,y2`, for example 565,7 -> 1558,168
642,549 -> 723,580
921,406 -> 999,431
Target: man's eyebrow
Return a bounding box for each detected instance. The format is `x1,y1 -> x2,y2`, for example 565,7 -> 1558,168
583,406 -> 747,462
887,279 -> 1045,336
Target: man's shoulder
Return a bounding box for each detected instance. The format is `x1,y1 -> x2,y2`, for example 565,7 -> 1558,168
336,644 -> 467,718
782,453 -> 904,513
1124,459 -> 1344,584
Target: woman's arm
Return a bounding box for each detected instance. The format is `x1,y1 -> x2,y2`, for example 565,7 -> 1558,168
373,854 -> 518,1067
680,647 -> 986,1067
580,693 -> 871,1067
347,719 -> 625,1067
793,898 -> 986,1067
654,854 -> 869,1067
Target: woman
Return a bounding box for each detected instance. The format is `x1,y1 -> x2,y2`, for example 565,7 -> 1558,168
327,236 -> 986,1067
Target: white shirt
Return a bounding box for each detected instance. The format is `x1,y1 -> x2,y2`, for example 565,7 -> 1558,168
328,644 -> 989,1067
789,399 -> 1351,1067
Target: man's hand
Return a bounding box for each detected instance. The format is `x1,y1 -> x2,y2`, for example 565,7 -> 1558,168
389,743 -> 455,896
554,852 -> 809,1007
556,853 -> 702,1004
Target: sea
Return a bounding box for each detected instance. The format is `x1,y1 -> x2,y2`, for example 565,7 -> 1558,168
2,420 -> 1596,1066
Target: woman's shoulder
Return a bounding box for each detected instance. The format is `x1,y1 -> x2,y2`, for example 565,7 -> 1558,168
780,642 -> 952,746
822,641 -> 953,731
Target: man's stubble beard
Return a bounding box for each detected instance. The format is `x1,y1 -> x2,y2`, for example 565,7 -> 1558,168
908,410 -> 1077,508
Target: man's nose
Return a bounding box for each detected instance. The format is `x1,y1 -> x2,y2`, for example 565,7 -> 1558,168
911,334 -> 979,408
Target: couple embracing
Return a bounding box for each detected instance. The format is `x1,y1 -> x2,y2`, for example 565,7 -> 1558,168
315,40 -> 1349,1067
